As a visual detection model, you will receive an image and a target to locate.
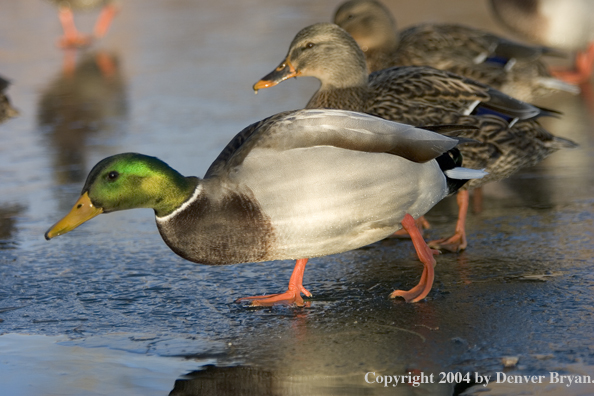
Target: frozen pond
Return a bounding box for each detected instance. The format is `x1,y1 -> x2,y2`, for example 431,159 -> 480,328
1,1 -> 593,395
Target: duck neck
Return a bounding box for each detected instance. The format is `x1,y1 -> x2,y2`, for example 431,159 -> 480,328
306,86 -> 372,111
153,174 -> 200,218
316,57 -> 369,91
319,72 -> 368,91
366,17 -> 399,54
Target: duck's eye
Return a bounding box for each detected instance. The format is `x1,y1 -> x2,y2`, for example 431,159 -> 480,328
305,42 -> 315,49
107,171 -> 119,181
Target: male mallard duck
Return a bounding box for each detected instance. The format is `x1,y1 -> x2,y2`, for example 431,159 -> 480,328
45,109 -> 486,304
0,75 -> 19,123
49,0 -> 119,48
253,23 -> 577,252
332,0 -> 578,101
490,0 -> 594,84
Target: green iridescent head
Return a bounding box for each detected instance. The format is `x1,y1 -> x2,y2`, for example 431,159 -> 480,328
45,153 -> 197,239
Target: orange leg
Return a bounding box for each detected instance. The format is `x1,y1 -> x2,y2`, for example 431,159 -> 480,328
428,189 -> 469,253
551,42 -> 594,85
390,213 -> 439,302
93,3 -> 119,38
392,215 -> 430,238
236,258 -> 312,306
57,7 -> 92,48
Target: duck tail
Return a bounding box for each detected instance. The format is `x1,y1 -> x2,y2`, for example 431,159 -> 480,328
535,77 -> 580,96
436,148 -> 487,195
533,104 -> 564,119
540,46 -> 569,58
444,167 -> 488,180
549,136 -> 579,150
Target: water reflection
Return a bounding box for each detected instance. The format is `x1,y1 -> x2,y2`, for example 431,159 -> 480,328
0,204 -> 26,250
170,366 -> 277,396
37,49 -> 128,187
169,364 -> 459,396
499,87 -> 594,209
498,166 -> 556,209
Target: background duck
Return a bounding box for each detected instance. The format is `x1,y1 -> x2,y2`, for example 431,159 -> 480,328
333,0 -> 578,101
45,109 -> 486,305
253,23 -> 577,252
489,0 -> 594,84
0,75 -> 19,124
49,0 -> 119,48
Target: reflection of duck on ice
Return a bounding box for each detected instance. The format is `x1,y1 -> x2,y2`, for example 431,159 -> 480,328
37,50 -> 128,185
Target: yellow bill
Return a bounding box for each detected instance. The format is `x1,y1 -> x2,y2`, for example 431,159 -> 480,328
45,192 -> 103,240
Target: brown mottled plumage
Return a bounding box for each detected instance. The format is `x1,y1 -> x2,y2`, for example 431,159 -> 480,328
333,0 -> 578,101
253,23 -> 577,251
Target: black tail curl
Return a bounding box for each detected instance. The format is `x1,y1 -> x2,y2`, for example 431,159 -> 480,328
435,148 -> 470,195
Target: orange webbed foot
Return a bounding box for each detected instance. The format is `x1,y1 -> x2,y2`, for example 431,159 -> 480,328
390,214 -> 439,303
236,286 -> 311,307
390,249 -> 438,302
235,258 -> 311,307
428,190 -> 469,253
428,231 -> 467,253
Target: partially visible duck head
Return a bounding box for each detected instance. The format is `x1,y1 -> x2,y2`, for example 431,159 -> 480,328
333,0 -> 399,55
253,23 -> 369,92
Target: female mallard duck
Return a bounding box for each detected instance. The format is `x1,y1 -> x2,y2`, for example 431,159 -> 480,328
253,23 -> 577,252
49,0 -> 119,48
332,0 -> 578,101
45,109 -> 486,304
490,0 -> 594,84
0,76 -> 19,123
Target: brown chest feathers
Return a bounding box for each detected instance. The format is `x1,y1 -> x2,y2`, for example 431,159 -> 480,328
156,188 -> 275,265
